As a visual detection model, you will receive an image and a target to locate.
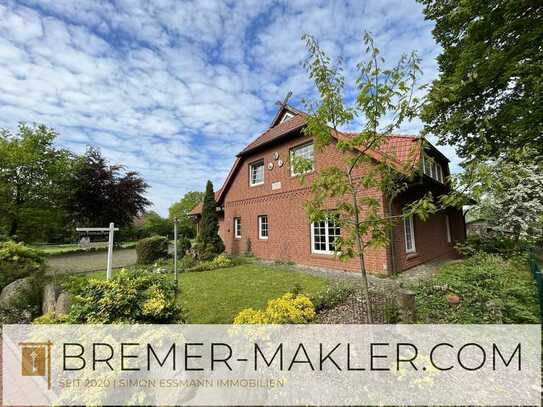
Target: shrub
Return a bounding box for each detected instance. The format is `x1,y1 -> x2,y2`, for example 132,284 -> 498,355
187,254 -> 234,272
455,234 -> 532,259
136,236 -> 169,264
234,293 -> 316,324
34,312 -> 69,324
415,253 -> 540,323
67,269 -> 183,323
0,241 -> 46,290
177,236 -> 192,256
310,282 -> 355,312
179,255 -> 197,269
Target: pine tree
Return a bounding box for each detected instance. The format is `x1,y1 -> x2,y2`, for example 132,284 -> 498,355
196,180 -> 224,259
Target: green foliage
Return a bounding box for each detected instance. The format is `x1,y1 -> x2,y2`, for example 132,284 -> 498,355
455,234 -> 533,259
0,124 -> 71,241
135,211 -> 171,239
186,254 -> 234,272
168,191 -> 204,238
136,236 -> 169,264
34,312 -> 70,324
177,236 -> 192,256
195,180 -> 224,259
67,269 -> 183,323
419,0 -> 543,160
0,241 -> 46,290
234,293 -> 316,324
415,254 -> 540,323
310,281 -> 355,312
67,147 -> 150,229
456,152 -> 543,242
300,32 -> 425,322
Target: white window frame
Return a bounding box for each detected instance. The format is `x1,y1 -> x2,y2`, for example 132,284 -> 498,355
422,154 -> 445,184
258,215 -> 268,240
290,142 -> 314,176
280,112 -> 294,123
234,217 -> 241,239
445,214 -> 452,243
311,217 -> 340,255
403,214 -> 416,254
249,160 -> 264,186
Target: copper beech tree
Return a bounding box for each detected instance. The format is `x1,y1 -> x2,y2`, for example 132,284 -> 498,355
295,32 -> 437,322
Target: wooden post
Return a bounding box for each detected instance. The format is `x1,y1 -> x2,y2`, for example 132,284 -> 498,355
398,289 -> 416,323
106,222 -> 115,280
173,218 -> 179,289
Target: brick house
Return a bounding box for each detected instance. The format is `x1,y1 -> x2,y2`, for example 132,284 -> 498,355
190,104 -> 466,275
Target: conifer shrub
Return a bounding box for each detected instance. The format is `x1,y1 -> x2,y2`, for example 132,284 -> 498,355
136,235 -> 169,264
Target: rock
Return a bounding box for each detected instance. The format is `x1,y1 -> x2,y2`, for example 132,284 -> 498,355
42,283 -> 57,314
447,294 -> 460,305
55,292 -> 73,315
0,277 -> 33,306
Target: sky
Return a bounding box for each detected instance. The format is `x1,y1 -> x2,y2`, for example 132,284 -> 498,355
0,0 -> 460,216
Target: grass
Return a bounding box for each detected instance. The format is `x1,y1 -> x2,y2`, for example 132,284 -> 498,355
73,261 -> 330,323
413,253 -> 540,324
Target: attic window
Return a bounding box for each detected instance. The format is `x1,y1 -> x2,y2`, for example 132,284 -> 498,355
422,154 -> 444,183
280,112 -> 294,123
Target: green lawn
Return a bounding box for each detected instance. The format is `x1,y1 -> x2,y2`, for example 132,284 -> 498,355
75,262 -> 330,323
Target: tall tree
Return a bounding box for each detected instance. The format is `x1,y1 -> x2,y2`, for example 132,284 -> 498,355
137,211 -> 171,238
195,180 -> 224,258
67,147 -> 150,228
300,33 -> 426,322
168,191 -> 204,238
419,0 -> 543,160
0,124 -> 71,239
457,148 -> 543,242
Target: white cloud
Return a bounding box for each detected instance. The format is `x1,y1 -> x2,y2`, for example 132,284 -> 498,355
0,0 -> 458,216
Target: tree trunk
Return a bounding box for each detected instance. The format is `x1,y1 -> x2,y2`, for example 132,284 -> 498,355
350,182 -> 374,324
9,217 -> 18,237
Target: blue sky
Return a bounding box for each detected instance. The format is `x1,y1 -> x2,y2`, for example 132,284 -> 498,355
0,0 -> 460,216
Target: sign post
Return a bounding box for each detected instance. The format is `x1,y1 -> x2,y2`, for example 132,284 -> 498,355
173,218 -> 179,290
76,223 -> 119,280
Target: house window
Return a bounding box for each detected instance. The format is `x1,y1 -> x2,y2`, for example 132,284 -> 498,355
311,217 -> 340,254
280,112 -> 294,123
403,214 -> 416,254
445,215 -> 452,243
234,217 -> 241,239
290,142 -> 314,176
258,215 -> 268,240
249,160 -> 264,186
423,155 -> 444,183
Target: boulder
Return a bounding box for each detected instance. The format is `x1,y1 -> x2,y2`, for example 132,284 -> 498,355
0,277 -> 33,307
55,292 -> 73,315
42,283 -> 57,314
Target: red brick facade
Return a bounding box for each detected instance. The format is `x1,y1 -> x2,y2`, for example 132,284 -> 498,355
192,107 -> 466,275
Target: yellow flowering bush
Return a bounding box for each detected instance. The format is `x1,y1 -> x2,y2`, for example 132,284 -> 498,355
233,293 -> 316,324
233,308 -> 268,324
66,269 -> 183,323
142,286 -> 168,318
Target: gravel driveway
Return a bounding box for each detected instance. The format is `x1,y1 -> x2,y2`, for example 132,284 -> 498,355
46,248 -> 137,274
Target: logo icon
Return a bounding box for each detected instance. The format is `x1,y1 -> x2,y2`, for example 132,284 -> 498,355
19,341 -> 53,389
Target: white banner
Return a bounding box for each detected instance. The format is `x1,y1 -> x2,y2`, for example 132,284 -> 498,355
3,324 -> 541,406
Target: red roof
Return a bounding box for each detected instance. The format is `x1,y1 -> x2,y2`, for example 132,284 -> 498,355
189,189 -> 221,216
238,113 -> 307,156
195,106 -> 439,212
